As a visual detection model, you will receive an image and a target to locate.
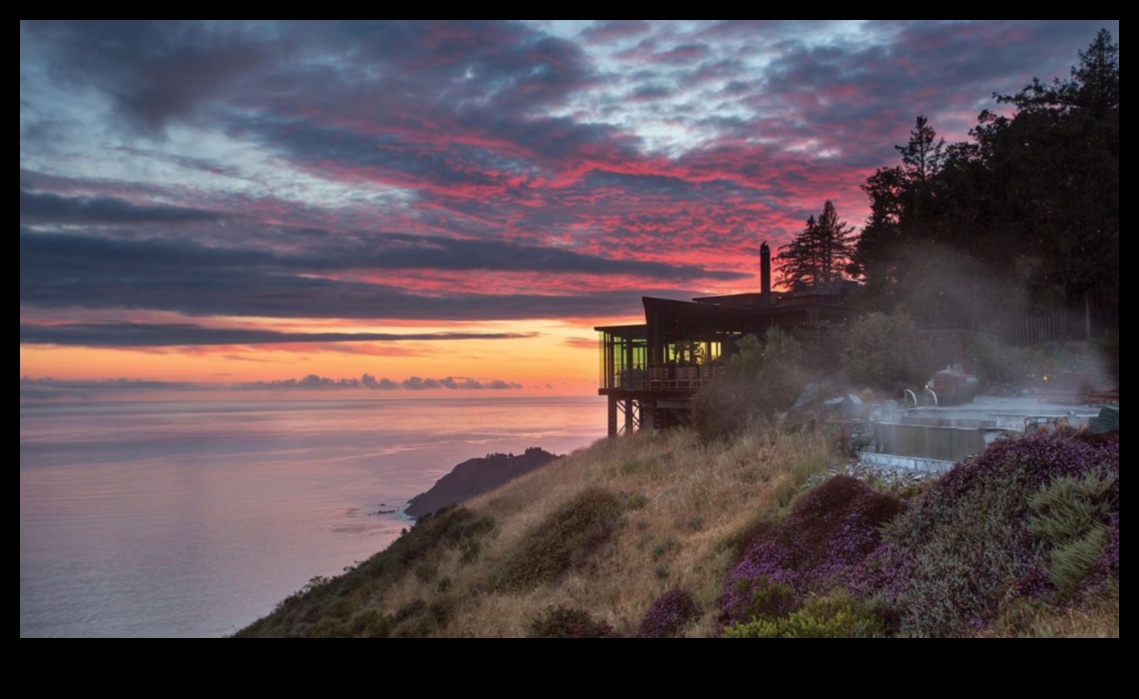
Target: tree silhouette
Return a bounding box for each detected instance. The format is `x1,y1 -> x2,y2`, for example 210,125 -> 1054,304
853,29 -> 1118,319
776,200 -> 855,289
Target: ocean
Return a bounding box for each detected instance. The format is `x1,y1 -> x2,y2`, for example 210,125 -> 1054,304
20,396 -> 607,637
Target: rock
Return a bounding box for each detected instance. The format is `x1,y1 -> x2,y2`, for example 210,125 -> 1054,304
1089,405 -> 1119,435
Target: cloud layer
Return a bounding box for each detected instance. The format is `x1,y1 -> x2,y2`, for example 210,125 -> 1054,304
20,21 -> 1117,364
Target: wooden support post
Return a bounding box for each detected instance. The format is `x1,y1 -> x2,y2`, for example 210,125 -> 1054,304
607,395 -> 618,437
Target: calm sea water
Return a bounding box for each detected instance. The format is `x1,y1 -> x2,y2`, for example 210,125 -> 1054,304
20,396 -> 606,637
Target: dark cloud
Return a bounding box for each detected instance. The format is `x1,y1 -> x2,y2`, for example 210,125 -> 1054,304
23,20 -> 270,131
21,229 -> 699,321
319,230 -> 743,279
254,111 -> 640,190
19,322 -> 534,347
20,189 -> 223,224
20,228 -> 741,319
21,19 -> 594,136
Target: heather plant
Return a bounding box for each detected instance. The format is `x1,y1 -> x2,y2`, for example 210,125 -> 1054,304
719,475 -> 904,629
873,432 -> 1118,637
637,588 -> 700,638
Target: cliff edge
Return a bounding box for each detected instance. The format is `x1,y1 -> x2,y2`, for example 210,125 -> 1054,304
405,447 -> 560,518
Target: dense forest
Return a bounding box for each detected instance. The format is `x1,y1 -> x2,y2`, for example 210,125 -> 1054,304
853,29 -> 1118,332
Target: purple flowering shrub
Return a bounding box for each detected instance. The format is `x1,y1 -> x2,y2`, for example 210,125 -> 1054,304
719,475 -> 904,629
873,432 -> 1118,637
637,588 -> 701,638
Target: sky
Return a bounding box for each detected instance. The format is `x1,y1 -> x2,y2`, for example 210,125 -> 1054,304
20,20 -> 1119,399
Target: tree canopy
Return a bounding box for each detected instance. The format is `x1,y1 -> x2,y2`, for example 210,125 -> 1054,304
852,29 -> 1118,322
776,199 -> 855,290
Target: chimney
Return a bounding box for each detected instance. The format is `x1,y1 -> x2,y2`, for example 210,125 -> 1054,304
760,241 -> 771,301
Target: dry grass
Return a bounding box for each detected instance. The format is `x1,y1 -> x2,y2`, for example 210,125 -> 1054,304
366,423 -> 833,637
237,421 -> 1118,637
982,583 -> 1120,638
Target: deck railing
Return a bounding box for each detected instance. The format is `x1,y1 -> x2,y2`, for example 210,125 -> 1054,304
613,363 -> 723,392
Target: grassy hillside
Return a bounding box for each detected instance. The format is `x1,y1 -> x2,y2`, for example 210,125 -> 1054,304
235,424 -> 1118,638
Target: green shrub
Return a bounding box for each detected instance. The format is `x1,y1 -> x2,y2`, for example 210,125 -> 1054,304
346,608 -> 392,638
651,536 -> 677,561
1028,472 -> 1114,592
840,311 -> 933,390
966,333 -> 1035,389
692,328 -> 807,442
386,597 -> 455,638
731,576 -> 799,625
726,594 -> 886,638
392,599 -> 427,623
493,486 -> 624,592
303,617 -> 352,638
414,562 -> 438,583
1049,529 -> 1108,594
527,606 -> 619,638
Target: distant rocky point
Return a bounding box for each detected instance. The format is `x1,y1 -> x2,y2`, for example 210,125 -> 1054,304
404,447 -> 561,518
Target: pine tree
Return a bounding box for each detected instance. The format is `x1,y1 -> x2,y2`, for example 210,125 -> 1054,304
895,114 -> 945,183
776,200 -> 855,289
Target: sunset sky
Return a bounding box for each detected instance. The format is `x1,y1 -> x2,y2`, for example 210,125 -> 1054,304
20,20 -> 1118,399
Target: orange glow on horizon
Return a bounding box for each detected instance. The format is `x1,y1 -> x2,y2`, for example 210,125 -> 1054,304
19,317 -> 629,397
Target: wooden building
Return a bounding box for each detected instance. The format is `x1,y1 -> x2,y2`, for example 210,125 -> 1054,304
596,243 -> 860,436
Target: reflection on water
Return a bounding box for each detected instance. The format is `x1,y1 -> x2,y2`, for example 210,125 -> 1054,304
20,397 -> 605,637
